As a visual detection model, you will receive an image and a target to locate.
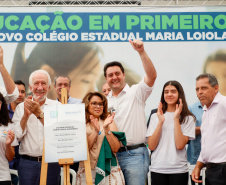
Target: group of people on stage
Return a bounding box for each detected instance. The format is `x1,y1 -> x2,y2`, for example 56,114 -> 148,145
0,40 -> 225,185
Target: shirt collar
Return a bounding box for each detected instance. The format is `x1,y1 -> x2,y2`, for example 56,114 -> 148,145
56,96 -> 70,102
43,98 -> 50,105
108,84 -> 129,98
7,104 -> 14,112
203,92 -> 220,111
32,97 -> 49,107
68,96 -> 72,102
197,101 -> 203,109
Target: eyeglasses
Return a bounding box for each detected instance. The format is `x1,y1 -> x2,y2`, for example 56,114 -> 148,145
90,102 -> 104,108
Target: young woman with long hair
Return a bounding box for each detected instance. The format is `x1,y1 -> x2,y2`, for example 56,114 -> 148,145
147,81 -> 196,185
0,93 -> 18,185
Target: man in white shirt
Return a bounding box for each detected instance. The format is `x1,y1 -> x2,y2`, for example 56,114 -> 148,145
0,46 -> 19,104
104,39 -> 157,185
192,73 -> 226,185
13,70 -> 61,185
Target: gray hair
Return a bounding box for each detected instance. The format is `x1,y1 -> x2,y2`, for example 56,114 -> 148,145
196,73 -> 219,87
54,75 -> 71,86
29,70 -> 51,86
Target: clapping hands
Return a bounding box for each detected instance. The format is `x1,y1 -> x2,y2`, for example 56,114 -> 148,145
24,95 -> 42,117
5,130 -> 15,146
157,102 -> 165,124
90,115 -> 100,133
103,112 -> 115,129
174,99 -> 183,119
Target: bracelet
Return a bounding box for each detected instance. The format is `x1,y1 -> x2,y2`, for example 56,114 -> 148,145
98,131 -> 101,135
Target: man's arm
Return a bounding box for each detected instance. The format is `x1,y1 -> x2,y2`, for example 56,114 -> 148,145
20,113 -> 31,132
191,161 -> 204,183
0,46 -> 17,95
129,40 -> 157,87
196,126 -> 201,135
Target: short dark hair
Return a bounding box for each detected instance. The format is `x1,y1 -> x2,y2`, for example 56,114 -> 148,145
54,75 -> 71,86
196,73 -> 218,87
104,61 -> 125,77
14,80 -> 26,90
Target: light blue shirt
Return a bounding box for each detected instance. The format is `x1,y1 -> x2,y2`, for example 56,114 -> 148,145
67,96 -> 82,104
187,101 -> 203,165
57,96 -> 82,104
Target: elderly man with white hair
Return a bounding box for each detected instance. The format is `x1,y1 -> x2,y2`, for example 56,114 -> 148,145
13,70 -> 61,185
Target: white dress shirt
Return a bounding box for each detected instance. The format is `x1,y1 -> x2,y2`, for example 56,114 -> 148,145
0,86 -> 19,104
198,92 -> 226,163
13,98 -> 60,157
107,78 -> 153,145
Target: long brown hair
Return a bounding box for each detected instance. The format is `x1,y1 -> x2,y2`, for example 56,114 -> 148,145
82,92 -> 109,124
0,93 -> 12,126
160,81 -> 195,124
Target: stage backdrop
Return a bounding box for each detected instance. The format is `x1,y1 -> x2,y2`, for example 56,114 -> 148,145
0,6 -> 225,118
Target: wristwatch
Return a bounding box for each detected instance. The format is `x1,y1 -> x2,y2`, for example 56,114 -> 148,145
105,130 -> 111,135
37,112 -> 44,119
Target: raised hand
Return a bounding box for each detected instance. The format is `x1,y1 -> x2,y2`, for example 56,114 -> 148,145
129,39 -> 144,53
157,102 -> 165,124
90,115 -> 100,133
5,130 -> 15,146
103,112 -> 115,129
174,98 -> 183,119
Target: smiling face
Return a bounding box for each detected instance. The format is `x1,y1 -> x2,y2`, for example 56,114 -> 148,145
105,66 -> 125,95
196,77 -> 219,108
88,95 -> 104,119
29,72 -> 50,102
164,85 -> 179,106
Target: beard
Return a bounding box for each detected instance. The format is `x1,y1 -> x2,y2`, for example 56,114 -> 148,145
33,94 -> 47,102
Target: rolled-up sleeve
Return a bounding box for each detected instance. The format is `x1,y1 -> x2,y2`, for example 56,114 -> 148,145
135,77 -> 153,102
0,86 -> 19,104
197,150 -> 204,163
